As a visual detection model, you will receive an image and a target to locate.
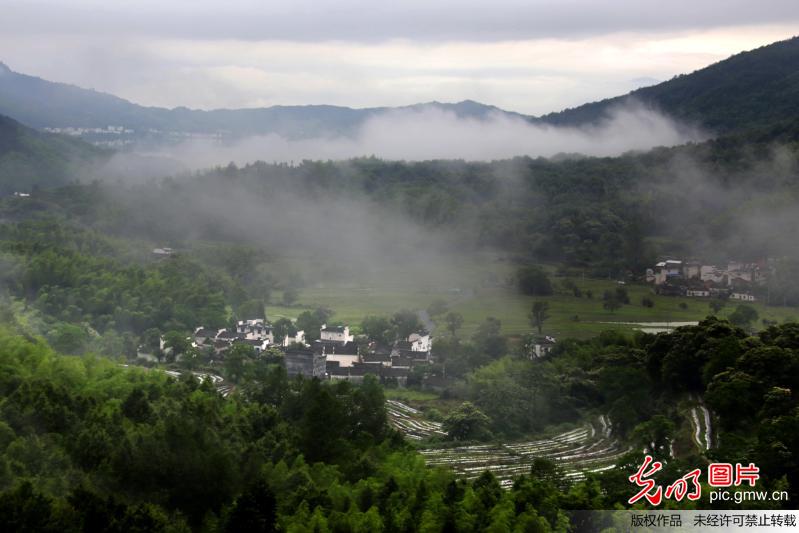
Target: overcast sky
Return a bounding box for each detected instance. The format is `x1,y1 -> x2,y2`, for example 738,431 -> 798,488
0,0 -> 797,115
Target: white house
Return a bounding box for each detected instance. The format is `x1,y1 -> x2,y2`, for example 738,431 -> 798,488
236,319 -> 275,343
653,260 -> 683,285
193,326 -> 218,346
700,265 -> 727,284
683,261 -> 702,279
320,324 -> 354,344
325,354 -> 360,368
727,269 -> 754,286
281,330 -> 306,347
686,289 -> 710,298
730,292 -> 756,302
235,338 -> 270,355
532,336 -> 556,358
407,331 -> 432,353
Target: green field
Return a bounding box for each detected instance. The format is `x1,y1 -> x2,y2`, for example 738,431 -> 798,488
264,256 -> 797,340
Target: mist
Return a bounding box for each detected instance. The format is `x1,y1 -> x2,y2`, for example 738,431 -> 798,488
640,143 -> 799,263
143,103 -> 704,170
101,168 -> 488,292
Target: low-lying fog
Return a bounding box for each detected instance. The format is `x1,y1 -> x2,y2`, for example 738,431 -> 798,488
113,103 -> 705,172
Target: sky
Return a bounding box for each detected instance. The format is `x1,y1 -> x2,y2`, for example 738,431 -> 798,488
0,0 -> 797,115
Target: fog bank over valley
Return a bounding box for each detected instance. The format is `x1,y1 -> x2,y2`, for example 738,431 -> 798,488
141,104 -> 703,170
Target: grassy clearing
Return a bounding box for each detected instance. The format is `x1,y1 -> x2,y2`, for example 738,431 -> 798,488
384,389 -> 440,402
263,256 -> 799,340
446,279 -> 798,339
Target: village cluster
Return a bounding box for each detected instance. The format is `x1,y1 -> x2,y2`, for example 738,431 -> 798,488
185,319 -> 433,385
646,259 -> 767,301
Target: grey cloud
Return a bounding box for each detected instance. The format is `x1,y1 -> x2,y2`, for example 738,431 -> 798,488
2,0 -> 798,42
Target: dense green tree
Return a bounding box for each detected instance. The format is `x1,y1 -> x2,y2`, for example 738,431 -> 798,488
224,480 -> 277,533
281,288 -> 299,306
602,297 -> 622,314
361,315 -> 393,345
709,299 -> 726,315
729,304 -> 759,328
47,323 -> 88,354
271,318 -> 297,344
224,344 -> 255,384
295,309 -> 331,342
444,312 -> 464,337
442,402 -> 492,441
391,310 -> 421,339
517,266 -> 553,296
529,301 -> 550,334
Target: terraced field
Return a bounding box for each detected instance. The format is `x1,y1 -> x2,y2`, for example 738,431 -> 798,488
689,399 -> 713,451
386,400 -> 447,440
388,401 -> 630,487
164,369 -> 233,397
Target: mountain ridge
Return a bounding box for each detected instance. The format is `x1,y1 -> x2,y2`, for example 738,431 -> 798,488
541,35 -> 799,135
0,64 -> 534,140
2,36 -> 798,141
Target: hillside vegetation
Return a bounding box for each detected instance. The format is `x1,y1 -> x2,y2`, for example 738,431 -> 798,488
542,36 -> 799,135
0,114 -> 106,194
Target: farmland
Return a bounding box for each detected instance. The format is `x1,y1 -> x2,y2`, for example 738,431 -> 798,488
265,265 -> 799,339
387,400 -> 629,487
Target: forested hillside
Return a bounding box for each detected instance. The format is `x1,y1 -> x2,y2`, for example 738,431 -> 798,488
0,114 -> 107,194
1,31 -> 799,529
0,312 -> 796,531
542,36 -> 799,135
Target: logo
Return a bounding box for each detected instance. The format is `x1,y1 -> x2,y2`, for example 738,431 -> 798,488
628,455 -> 760,505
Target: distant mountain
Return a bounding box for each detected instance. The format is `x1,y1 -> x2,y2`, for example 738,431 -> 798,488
0,61 -> 531,143
2,35 -> 798,146
540,36 -> 799,135
0,113 -> 108,194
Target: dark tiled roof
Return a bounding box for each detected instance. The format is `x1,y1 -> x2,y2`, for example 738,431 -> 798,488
216,330 -> 243,340
363,353 -> 391,363
235,339 -> 265,347
313,340 -> 358,355
283,346 -> 316,356
391,356 -> 413,367
384,367 -> 409,377
371,343 -> 393,356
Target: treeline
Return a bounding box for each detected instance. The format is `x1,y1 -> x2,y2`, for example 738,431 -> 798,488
0,217 -> 230,355
534,319 -> 797,502
0,330 -> 630,532
424,317 -> 798,505
0,319 -> 796,531
7,125 -> 799,300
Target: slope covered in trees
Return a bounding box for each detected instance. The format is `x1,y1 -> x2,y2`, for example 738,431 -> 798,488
0,330 -> 614,531
0,114 -> 107,194
541,36 -> 799,135
0,313 -> 797,532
